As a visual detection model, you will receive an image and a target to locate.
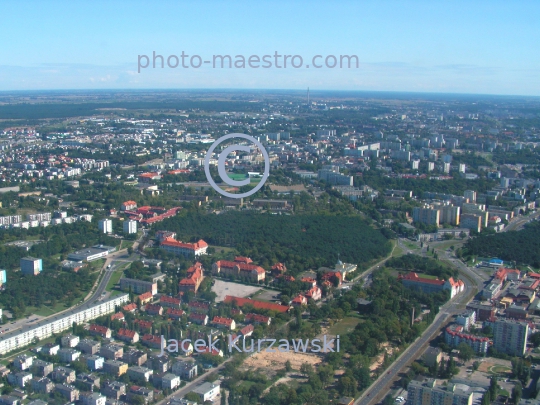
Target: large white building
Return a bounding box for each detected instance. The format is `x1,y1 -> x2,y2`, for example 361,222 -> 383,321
98,219 -> 113,234
123,220 -> 137,234
0,294 -> 129,355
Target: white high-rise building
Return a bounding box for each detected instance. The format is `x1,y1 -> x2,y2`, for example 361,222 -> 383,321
459,163 -> 466,173
98,219 -> 113,234
427,162 -> 435,171
411,159 -> 420,170
123,220 -> 137,234
443,162 -> 451,173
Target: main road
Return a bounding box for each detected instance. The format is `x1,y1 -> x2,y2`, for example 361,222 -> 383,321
354,241 -> 486,405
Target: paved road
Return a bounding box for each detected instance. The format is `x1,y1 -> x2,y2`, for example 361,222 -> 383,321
0,232 -> 147,352
503,210 -> 540,232
354,241 -> 486,405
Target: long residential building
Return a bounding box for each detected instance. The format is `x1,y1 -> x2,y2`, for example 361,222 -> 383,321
399,272 -> 464,298
0,294 -> 129,355
407,378 -> 473,405
444,325 -> 489,354
160,237 -> 208,257
119,278 -> 157,295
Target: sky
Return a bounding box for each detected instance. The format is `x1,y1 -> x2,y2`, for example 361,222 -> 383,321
0,1 -> 539,95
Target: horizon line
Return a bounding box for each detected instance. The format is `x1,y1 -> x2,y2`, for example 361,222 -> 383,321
0,88 -> 539,99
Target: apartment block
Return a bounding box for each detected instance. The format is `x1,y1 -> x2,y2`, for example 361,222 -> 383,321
407,378 -> 473,405
493,319 -> 529,356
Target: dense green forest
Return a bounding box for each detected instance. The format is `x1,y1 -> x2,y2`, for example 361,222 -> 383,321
0,100 -> 262,119
385,254 -> 458,280
154,211 -> 392,273
464,222 -> 540,267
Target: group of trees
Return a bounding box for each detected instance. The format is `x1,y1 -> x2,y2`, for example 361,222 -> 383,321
464,221 -> 540,267
154,211 -> 392,275
0,221 -> 118,317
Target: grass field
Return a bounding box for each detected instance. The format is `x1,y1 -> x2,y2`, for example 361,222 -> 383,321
328,316 -> 362,335
28,301 -> 70,317
106,268 -> 125,291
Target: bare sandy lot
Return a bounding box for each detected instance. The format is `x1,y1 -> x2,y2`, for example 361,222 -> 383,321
243,349 -> 322,370
211,279 -> 261,302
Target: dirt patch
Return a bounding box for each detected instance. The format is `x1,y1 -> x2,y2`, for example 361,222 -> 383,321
478,361 -> 496,373
242,349 -> 322,371
369,343 -> 396,372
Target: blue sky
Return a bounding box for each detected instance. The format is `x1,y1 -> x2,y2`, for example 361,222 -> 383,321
0,1 -> 539,95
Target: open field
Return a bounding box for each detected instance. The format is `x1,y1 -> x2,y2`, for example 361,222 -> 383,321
328,316 -> 362,336
106,268 -> 125,291
211,279 -> 261,302
242,349 -> 322,371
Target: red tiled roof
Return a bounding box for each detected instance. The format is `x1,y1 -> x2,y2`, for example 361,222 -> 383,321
188,302 -> 209,310
189,313 -> 208,321
212,316 -> 234,326
89,324 -> 110,335
134,319 -> 153,329
111,312 -> 125,321
161,296 -> 181,305
245,313 -> 271,323
138,292 -> 153,301
141,334 -> 161,344
117,328 -> 137,339
221,260 -> 265,274
400,272 -> 445,286
123,303 -> 137,312
224,296 -> 289,313
146,304 -> 162,313
162,238 -> 208,250
240,324 -> 254,335
166,308 -> 185,317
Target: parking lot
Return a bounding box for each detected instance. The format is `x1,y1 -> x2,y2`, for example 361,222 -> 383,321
211,279 -> 262,302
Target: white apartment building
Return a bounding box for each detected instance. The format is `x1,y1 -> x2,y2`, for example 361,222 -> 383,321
98,219 -> 113,234
123,220 -> 137,234
0,294 -> 128,355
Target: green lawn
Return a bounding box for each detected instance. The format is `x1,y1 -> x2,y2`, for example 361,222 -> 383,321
120,240 -> 134,250
328,316 -> 362,335
30,301 -> 71,317
106,269 -> 124,291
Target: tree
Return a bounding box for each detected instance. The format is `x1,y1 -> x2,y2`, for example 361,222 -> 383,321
300,362 -> 314,377
489,377 -> 499,400
457,342 -> 474,363
512,381 -> 522,404
285,360 -> 292,372
185,392 -> 201,403
530,332 -> 540,347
